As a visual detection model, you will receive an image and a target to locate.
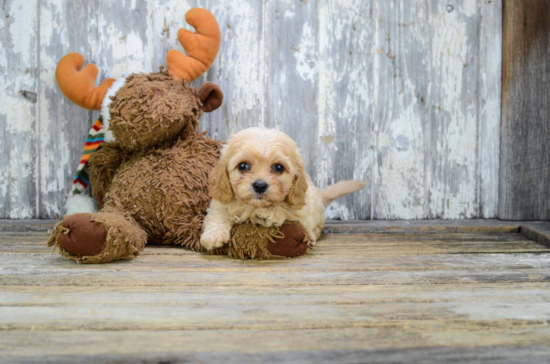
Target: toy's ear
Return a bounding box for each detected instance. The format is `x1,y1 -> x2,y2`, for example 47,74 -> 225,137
286,162 -> 308,210
209,151 -> 233,204
199,82 -> 223,112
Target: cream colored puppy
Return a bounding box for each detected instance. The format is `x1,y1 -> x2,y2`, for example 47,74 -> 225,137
200,127 -> 365,250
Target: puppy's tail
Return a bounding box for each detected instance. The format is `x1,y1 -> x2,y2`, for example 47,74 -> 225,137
321,180 -> 366,207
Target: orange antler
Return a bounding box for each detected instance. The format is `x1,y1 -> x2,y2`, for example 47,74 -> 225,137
55,53 -> 115,110
166,8 -> 221,82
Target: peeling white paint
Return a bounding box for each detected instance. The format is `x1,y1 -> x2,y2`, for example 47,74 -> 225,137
7,1 -> 35,62
428,3 -> 481,218
283,10 -> 294,19
97,19 -> 150,77
316,4 -> 336,186
460,0 -> 478,17
218,0 -> 265,129
478,0 -> 502,218
294,23 -> 316,83
2,96 -> 34,133
198,0 -> 266,135
325,202 -> 351,220
39,1 -> 63,217
376,103 -> 426,219
0,0 -> 38,218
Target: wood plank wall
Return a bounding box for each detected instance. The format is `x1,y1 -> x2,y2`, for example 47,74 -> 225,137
500,0 -> 550,220
0,0 -> 502,220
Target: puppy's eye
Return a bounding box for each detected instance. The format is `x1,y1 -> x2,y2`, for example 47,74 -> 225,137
238,162 -> 250,172
272,164 -> 285,173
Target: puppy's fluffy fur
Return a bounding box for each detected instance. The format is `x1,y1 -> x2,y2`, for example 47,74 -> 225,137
200,127 -> 366,250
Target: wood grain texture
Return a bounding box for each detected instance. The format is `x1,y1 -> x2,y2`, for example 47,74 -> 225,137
315,0 -> 374,219
201,0 -> 266,137
0,0 -> 39,219
371,0 -> 502,219
500,0 -> 550,220
479,0 -> 502,218
0,230 -> 549,361
521,222 -> 550,248
426,0 -> 482,219
2,282 -> 550,331
1,1 -> 502,219
1,332 -> 550,364
96,0 -> 153,76
0,218 -> 530,233
371,0 -> 430,219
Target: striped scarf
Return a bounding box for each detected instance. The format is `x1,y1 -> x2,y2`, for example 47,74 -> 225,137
72,117 -> 105,196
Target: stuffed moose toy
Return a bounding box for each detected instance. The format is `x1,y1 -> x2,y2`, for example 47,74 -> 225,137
48,8 -> 311,263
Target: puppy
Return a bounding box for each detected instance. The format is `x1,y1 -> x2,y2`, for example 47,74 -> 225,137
200,127 -> 366,250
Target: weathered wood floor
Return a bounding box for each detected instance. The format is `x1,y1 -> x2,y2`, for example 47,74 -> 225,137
1,221 -> 550,363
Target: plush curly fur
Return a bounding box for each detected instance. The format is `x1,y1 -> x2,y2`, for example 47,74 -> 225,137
48,71 -> 223,261
96,132 -> 221,250
92,71 -> 222,251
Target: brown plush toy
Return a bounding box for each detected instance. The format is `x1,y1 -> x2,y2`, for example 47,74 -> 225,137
47,8 -> 310,263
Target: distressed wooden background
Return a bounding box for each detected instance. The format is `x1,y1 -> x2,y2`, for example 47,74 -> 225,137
500,0 -> 550,221
0,0 -> 502,220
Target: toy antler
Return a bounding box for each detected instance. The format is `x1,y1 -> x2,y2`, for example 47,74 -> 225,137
55,53 -> 115,110
166,8 -> 221,82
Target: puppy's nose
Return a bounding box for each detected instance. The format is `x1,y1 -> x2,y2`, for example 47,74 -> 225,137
252,180 -> 269,194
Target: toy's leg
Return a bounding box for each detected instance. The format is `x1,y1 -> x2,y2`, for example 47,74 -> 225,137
267,222 -> 310,257
226,221 -> 310,259
48,207 -> 147,264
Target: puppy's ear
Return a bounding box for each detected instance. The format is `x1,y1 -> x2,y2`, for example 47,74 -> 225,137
286,163 -> 308,210
209,155 -> 233,204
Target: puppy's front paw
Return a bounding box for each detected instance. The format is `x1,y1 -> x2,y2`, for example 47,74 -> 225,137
251,208 -> 285,227
200,226 -> 231,250
305,235 -> 316,247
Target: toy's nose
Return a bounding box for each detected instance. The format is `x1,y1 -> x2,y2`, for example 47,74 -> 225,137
252,180 -> 269,194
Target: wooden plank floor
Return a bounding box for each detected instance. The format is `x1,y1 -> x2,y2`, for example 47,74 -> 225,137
1,225 -> 550,363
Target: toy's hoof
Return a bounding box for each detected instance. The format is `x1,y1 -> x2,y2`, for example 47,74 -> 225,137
268,221 -> 308,257
57,214 -> 107,256
48,209 -> 147,264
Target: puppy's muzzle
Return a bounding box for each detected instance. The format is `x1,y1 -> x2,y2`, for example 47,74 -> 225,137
252,180 -> 269,194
